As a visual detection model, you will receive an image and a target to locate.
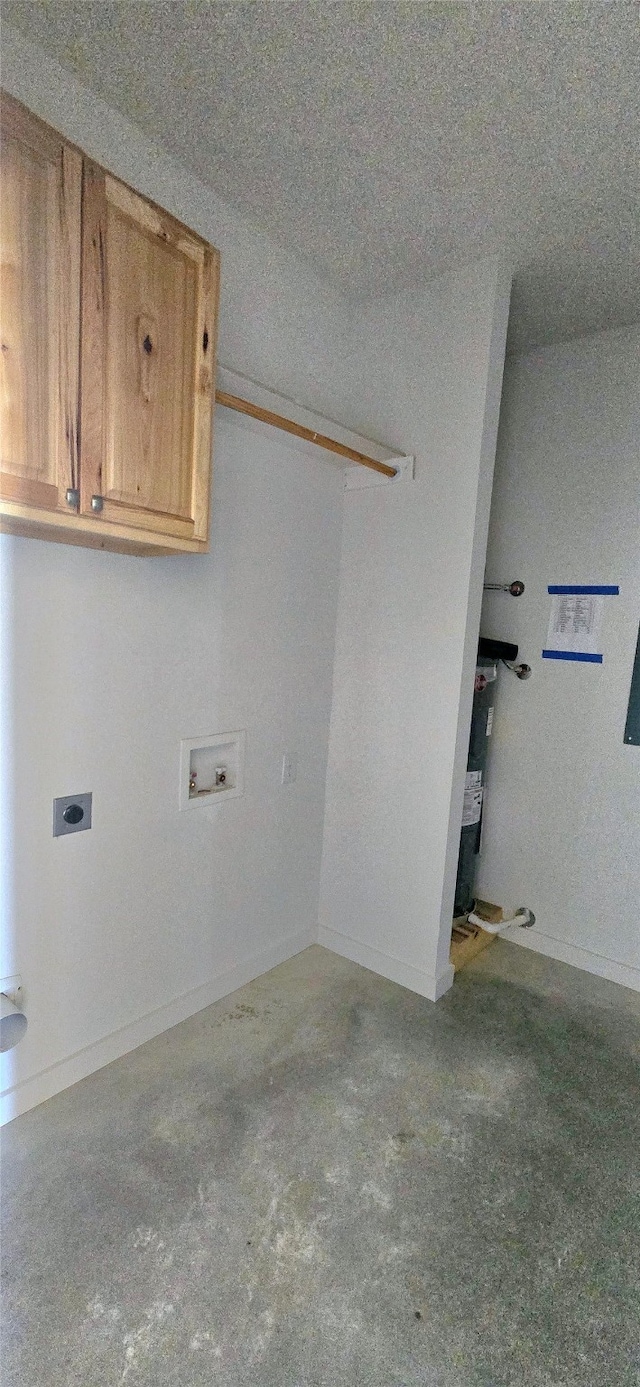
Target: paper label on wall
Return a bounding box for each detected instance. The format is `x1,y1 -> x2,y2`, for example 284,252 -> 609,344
547,592 -> 603,654
542,585 -> 618,663
462,770 -> 483,827
486,706 -> 494,736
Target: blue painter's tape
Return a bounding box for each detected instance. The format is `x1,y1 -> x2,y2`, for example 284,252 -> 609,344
547,585 -> 619,595
542,649 -> 603,663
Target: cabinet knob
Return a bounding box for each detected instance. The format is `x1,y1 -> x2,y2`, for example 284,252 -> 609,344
66,488 -> 79,509
91,495 -> 104,513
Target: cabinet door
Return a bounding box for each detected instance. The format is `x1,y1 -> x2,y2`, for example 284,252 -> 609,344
80,164 -> 218,542
0,95 -> 82,511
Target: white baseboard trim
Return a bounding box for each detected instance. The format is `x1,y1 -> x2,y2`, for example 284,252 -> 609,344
0,927 -> 316,1125
500,925 -> 640,994
317,925 -> 454,1002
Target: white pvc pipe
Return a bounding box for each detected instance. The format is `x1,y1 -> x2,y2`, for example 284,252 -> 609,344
467,908 -> 535,935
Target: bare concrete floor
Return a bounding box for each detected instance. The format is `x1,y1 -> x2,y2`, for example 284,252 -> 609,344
2,941 -> 639,1386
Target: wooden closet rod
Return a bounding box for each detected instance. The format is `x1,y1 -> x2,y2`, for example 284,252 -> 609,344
215,390 -> 398,478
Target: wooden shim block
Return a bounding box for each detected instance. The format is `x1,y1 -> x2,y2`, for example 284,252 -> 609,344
450,921 -> 496,972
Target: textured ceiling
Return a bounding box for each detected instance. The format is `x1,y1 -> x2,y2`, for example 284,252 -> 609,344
5,1 -> 640,352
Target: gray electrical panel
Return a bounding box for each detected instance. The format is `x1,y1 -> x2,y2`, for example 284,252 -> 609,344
624,623 -> 640,746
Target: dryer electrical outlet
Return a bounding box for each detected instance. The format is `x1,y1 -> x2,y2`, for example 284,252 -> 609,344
53,793 -> 92,836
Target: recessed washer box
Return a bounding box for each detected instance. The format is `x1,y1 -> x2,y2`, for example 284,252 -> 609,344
179,732 -> 245,810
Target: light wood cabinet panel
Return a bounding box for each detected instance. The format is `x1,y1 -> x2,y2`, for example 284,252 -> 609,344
0,94 -> 218,555
0,94 -> 82,513
80,165 -> 218,542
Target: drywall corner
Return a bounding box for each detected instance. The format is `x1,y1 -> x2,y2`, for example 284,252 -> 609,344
434,265 -> 512,979
317,926 -> 454,1002
319,258 -> 512,997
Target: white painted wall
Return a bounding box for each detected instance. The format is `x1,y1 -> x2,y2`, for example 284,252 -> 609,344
0,410 -> 346,1121
1,29 -> 511,1119
0,32 -> 350,1121
318,264 -> 511,999
478,325 -> 640,991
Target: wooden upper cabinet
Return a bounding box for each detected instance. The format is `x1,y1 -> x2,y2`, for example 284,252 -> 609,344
80,166 -> 218,543
0,94 -> 219,555
0,94 -> 82,513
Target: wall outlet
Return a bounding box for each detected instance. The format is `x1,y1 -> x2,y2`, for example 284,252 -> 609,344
281,751 -> 298,785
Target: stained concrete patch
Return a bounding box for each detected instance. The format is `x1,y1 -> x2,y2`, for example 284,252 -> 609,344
2,943 -> 639,1386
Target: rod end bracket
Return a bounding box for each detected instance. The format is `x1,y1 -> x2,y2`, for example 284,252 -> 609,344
344,455 -> 414,491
